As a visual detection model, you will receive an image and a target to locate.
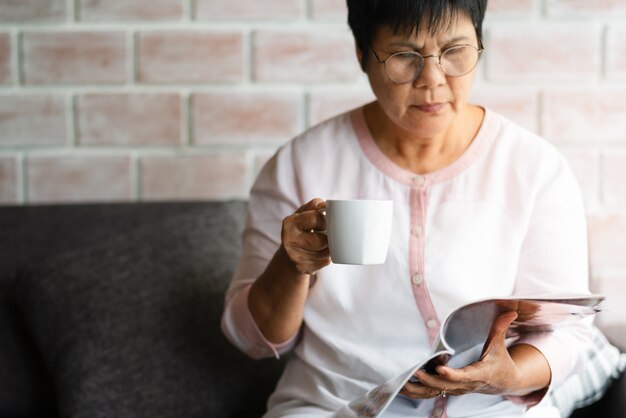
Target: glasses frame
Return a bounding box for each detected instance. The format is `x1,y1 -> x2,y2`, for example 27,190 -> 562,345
369,43 -> 484,84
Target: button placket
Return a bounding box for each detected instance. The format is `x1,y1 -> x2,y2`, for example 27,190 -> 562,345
411,273 -> 423,286
409,184 -> 441,347
412,175 -> 426,187
432,396 -> 448,418
426,318 -> 438,329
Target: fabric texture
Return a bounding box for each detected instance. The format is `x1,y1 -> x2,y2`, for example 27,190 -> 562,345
222,106 -> 595,418
10,201 -> 286,418
0,289 -> 56,417
548,327 -> 626,417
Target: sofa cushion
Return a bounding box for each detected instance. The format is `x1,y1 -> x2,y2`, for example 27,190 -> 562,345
13,201 -> 286,418
0,289 -> 57,417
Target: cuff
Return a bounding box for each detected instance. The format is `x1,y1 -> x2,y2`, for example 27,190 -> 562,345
221,284 -> 298,359
515,332 -> 572,388
505,333 -> 571,408
506,388 -> 548,408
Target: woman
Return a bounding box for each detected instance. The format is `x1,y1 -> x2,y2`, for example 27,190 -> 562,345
222,1 -> 596,417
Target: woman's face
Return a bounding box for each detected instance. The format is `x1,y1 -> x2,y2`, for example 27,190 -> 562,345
363,13 -> 480,139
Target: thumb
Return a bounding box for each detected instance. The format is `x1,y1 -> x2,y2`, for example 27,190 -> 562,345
481,311 -> 518,358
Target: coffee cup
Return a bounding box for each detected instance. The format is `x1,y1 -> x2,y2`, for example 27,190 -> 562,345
324,199 -> 393,265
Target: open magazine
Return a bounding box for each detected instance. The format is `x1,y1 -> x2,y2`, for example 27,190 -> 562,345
332,294 -> 604,418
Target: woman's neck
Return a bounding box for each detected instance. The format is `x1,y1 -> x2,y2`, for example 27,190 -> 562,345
363,102 -> 484,175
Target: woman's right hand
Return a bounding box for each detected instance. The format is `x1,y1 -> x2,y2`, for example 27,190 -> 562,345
281,198 -> 331,275
248,198 -> 329,344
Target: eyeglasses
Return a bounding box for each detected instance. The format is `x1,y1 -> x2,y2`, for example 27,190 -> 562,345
370,44 -> 484,84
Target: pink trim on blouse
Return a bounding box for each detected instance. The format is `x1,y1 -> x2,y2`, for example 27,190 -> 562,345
350,106 -> 496,186
220,284 -> 297,359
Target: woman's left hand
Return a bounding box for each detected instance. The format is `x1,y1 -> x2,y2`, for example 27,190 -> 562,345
400,311 -> 551,399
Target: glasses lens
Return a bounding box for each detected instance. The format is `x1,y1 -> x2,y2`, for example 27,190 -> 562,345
441,45 -> 479,77
385,52 -> 423,84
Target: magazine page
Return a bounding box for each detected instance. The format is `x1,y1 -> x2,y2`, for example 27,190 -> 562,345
331,357 -> 440,418
332,294 -> 604,418
440,294 -> 604,358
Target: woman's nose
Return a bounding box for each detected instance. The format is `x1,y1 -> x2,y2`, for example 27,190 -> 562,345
413,56 -> 446,88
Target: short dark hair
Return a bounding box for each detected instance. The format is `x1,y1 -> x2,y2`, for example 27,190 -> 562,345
347,0 -> 487,70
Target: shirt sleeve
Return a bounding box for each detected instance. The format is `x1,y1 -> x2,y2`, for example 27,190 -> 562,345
510,153 -> 593,406
220,284 -> 299,359
220,144 -> 304,360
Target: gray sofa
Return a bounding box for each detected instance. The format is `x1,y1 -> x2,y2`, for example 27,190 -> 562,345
0,201 -> 622,417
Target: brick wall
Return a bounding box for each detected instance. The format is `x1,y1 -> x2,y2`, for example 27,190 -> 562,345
0,1 -> 625,335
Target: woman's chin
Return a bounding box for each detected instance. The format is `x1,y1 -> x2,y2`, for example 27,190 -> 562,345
402,111 -> 452,137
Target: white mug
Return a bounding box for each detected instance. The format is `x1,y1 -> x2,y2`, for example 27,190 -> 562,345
325,199 -> 393,265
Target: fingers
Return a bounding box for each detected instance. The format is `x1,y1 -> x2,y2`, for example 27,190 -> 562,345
289,198 -> 327,234
295,198 -> 325,214
490,311 -> 518,340
284,208 -> 327,251
412,369 -> 464,397
292,209 -> 327,236
481,311 -> 518,357
426,311 -> 522,396
408,313 -> 523,398
425,365 -> 485,397
403,371 -> 470,398
281,198 -> 330,275
400,380 -> 445,399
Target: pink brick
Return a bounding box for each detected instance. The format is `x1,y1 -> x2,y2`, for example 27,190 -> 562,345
470,88 -> 538,133
0,0 -> 65,23
486,24 -> 599,82
588,213 -> 626,266
547,0 -> 626,16
77,94 -> 181,146
0,157 -> 17,204
486,0 -> 534,15
0,95 -> 66,145
0,33 -> 11,84
603,151 -> 626,203
138,31 -> 243,83
192,92 -> 301,145
557,147 -> 599,208
196,0 -> 304,20
311,0 -> 346,20
79,0 -> 184,21
27,156 -> 131,203
606,25 -> 626,80
542,90 -> 626,143
140,154 -> 248,200
308,89 -> 375,127
253,29 -> 362,82
22,32 -> 126,85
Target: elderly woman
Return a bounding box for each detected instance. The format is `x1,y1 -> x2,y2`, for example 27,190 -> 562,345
221,1 -> 608,417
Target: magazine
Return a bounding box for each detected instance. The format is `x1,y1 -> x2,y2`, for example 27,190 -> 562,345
332,294 -> 604,418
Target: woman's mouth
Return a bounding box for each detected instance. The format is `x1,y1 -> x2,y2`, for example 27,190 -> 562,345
414,103 -> 446,113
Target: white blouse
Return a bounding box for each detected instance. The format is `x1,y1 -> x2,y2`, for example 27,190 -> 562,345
221,106 -> 591,418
